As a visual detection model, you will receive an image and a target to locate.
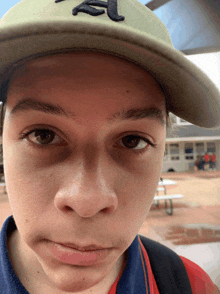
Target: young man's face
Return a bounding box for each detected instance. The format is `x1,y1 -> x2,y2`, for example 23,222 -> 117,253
3,52 -> 166,292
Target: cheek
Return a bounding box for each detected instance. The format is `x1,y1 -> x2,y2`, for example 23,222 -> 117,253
3,161 -> 58,245
3,140 -> 56,227
115,148 -> 164,229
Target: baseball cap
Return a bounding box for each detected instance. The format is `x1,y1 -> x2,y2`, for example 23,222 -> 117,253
0,0 -> 220,128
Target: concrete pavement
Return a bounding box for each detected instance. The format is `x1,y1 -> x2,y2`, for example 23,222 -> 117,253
139,170 -> 220,288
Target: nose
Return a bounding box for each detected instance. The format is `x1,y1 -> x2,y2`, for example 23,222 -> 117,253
54,168 -> 118,218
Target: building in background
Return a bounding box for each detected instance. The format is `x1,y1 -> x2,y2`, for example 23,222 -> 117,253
162,50 -> 220,173
163,114 -> 220,172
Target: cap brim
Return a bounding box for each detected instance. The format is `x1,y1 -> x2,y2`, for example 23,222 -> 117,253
1,19 -> 220,128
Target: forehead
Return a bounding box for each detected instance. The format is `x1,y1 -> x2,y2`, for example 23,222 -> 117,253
9,52 -> 164,92
7,52 -> 166,125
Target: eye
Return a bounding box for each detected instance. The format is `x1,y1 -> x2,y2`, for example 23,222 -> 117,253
120,135 -> 154,150
24,129 -> 64,145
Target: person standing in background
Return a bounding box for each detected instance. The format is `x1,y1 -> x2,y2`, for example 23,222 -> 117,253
203,152 -> 210,171
210,153 -> 217,170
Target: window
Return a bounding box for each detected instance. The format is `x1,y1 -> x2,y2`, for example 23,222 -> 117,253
207,142 -> 216,153
185,142 -> 194,160
0,145 -> 2,163
164,144 -> 168,160
195,142 -> 204,155
170,114 -> 177,124
170,143 -> 179,160
175,116 -> 192,126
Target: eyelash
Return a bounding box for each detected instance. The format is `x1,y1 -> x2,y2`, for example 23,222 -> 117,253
117,134 -> 156,153
20,128 -> 156,152
20,127 -> 65,147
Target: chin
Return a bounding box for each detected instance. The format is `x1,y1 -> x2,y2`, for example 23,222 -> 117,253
41,261 -> 111,293
52,280 -> 95,293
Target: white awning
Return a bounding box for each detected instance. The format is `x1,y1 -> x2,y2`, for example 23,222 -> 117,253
166,136 -> 220,143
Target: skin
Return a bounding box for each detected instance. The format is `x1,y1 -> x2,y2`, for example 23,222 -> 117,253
3,52 -> 166,293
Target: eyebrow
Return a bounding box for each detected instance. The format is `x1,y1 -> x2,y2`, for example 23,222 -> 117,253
10,98 -> 166,125
10,98 -> 72,117
109,107 -> 166,125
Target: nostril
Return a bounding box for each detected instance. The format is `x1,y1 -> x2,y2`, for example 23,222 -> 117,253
63,205 -> 74,212
101,207 -> 109,213
100,204 -> 117,214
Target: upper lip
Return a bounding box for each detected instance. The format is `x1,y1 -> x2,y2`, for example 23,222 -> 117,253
55,242 -> 107,251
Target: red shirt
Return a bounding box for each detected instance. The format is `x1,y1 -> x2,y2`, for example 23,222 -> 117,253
204,154 -> 210,162
108,240 -> 219,294
210,154 -> 216,162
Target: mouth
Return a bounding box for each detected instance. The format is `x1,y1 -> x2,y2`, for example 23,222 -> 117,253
48,241 -> 111,266
58,242 -> 106,251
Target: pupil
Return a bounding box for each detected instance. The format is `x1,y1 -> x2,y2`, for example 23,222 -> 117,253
35,130 -> 55,144
122,136 -> 139,148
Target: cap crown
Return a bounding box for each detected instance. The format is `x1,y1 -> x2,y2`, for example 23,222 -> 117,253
1,0 -> 172,46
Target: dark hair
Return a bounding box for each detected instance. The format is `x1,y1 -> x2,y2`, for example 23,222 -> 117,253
0,79 -> 9,136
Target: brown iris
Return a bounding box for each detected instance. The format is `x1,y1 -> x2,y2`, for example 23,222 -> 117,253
122,135 -> 142,149
34,129 -> 55,145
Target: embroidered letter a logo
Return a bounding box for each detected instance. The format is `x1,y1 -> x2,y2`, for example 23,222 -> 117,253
55,0 -> 125,22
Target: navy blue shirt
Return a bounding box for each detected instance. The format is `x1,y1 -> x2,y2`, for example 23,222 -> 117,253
0,216 -> 29,293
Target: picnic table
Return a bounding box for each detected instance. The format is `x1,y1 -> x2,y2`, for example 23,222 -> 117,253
158,179 -> 177,186
154,178 -> 183,215
0,182 -> 6,194
0,175 -> 6,194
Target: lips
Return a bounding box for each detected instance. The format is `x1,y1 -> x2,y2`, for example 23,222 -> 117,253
58,242 -> 106,251
48,241 -> 110,266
